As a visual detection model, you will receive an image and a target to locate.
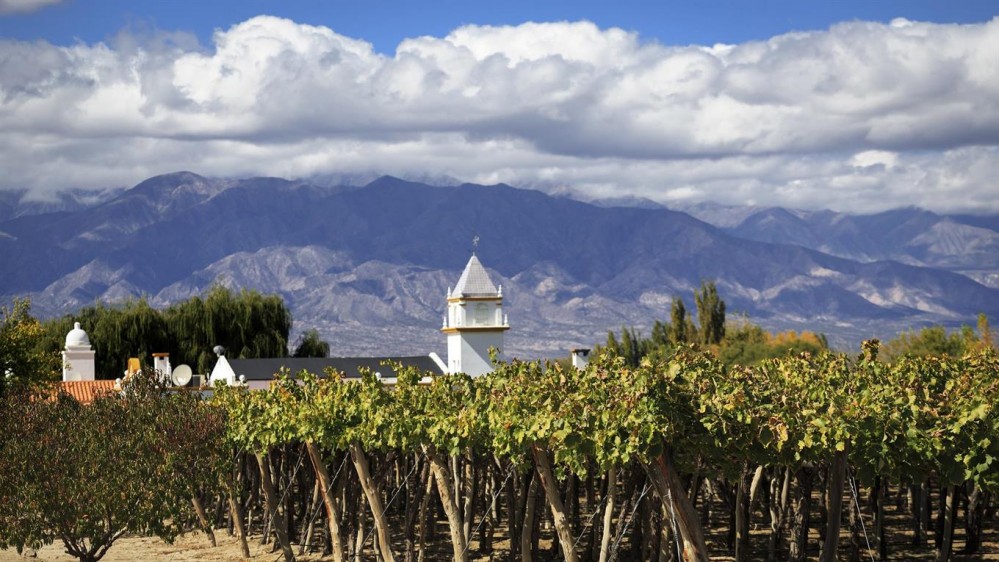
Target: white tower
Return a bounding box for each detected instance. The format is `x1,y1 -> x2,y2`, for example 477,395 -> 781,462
62,322 -> 96,382
442,254 -> 509,376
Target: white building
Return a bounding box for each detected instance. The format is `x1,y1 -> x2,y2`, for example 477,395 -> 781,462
442,254 -> 509,376
206,252 -> 513,385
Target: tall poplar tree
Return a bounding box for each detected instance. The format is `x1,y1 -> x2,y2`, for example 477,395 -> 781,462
669,297 -> 689,345
694,280 -> 725,345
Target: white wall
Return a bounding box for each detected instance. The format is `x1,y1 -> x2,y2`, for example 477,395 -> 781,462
447,330 -> 503,376
62,349 -> 95,382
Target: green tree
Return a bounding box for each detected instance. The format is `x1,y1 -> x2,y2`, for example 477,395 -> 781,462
694,280 -> 725,345
882,325 -> 970,361
603,330 -> 620,357
0,298 -> 59,393
618,326 -> 647,367
293,329 -> 330,358
669,297 -> 689,345
39,287 -> 293,377
976,313 -> 995,350
717,321 -> 827,367
0,369 -> 226,562
650,319 -> 669,349
717,320 -> 770,366
164,285 -> 291,372
38,299 -> 171,380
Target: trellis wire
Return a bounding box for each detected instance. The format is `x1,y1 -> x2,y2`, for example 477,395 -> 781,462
346,450 -> 427,560
459,464 -> 517,558
848,472 -> 876,562
609,481 -> 652,560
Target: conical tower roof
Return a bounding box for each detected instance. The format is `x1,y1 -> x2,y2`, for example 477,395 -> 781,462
453,254 -> 499,297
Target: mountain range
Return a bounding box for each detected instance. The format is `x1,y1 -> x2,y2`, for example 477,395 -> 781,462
2,172 -> 997,358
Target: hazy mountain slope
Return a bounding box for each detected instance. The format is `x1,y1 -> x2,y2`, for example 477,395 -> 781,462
3,173 -> 998,357
709,205 -> 999,288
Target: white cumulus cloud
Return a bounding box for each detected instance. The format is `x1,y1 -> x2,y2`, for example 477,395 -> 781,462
0,15 -> 998,214
0,0 -> 62,15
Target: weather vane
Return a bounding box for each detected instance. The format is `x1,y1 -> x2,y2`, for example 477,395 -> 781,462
472,235 -> 480,251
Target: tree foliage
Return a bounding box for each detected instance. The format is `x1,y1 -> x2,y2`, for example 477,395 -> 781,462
0,370 -> 227,562
293,329 -> 330,358
0,298 -> 59,393
37,286 -> 292,378
202,342 -> 999,561
600,285 -> 827,367
668,296 -> 690,345
8,282 -> 999,561
695,279 -> 726,345
165,285 -> 291,372
882,325 -> 973,360
718,321 -> 827,366
882,315 -> 995,361
3,340 -> 995,561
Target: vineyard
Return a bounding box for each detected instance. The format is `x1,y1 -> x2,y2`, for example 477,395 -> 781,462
2,343 -> 999,562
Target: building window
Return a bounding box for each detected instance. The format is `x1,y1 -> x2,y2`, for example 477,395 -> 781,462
474,303 -> 488,325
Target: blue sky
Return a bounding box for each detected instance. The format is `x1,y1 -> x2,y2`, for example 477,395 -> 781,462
3,0 -> 995,53
0,0 -> 997,214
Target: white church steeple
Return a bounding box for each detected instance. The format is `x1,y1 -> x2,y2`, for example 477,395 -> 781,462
442,253 -> 509,376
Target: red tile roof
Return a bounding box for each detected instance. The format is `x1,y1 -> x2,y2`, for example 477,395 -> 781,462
59,380 -> 118,405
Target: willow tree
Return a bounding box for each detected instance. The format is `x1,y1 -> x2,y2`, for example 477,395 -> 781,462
38,287 -> 293,377
165,286 -> 291,372
37,299 -> 170,380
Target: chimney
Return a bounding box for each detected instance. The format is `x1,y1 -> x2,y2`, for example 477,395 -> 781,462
571,348 -> 590,371
152,353 -> 171,383
63,322 -> 95,382
126,357 -> 140,377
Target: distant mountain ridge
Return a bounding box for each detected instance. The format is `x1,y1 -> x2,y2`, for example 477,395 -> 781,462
2,172 -> 998,357
681,202 -> 999,289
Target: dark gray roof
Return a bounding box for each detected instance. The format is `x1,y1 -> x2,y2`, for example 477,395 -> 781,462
453,254 -> 498,297
226,356 -> 444,381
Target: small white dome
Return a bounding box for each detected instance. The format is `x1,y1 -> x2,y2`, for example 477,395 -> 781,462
65,322 -> 91,348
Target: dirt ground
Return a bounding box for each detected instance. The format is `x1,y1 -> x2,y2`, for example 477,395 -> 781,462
6,489 -> 999,561
6,522 -> 999,562
0,530 -> 503,562
0,532 -> 261,562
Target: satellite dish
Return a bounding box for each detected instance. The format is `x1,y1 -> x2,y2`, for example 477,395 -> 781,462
171,364 -> 193,387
